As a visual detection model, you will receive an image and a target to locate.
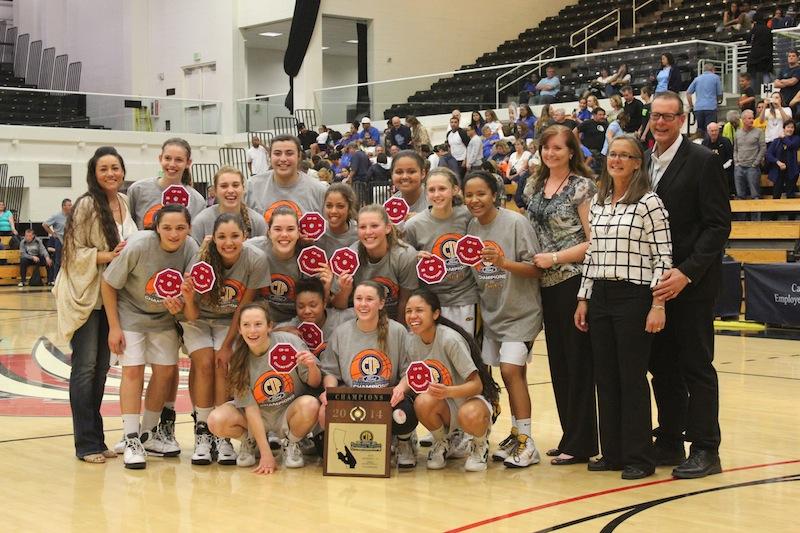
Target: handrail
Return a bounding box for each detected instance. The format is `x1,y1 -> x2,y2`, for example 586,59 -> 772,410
495,46 -> 557,108
236,92 -> 289,103
570,9 -> 620,55
0,85 -> 221,104
632,0 -> 656,34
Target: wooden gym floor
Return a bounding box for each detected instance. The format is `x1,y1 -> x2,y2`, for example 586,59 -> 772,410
1,287 -> 798,532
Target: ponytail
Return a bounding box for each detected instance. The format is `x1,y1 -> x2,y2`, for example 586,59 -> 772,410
357,280 -> 389,353
199,213 -> 246,306
227,302 -> 272,397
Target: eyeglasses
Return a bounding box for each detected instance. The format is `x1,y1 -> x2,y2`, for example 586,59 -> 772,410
607,152 -> 640,161
650,112 -> 683,122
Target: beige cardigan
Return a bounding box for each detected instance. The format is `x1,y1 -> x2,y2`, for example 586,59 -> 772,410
52,193 -> 132,342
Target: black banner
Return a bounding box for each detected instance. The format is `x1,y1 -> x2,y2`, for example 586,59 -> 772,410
744,264 -> 800,326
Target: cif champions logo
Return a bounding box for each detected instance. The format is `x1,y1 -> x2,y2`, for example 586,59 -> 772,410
253,370 -> 296,407
351,429 -> 382,451
263,273 -> 296,306
372,276 -> 400,308
142,203 -> 164,229
424,359 -> 453,385
214,278 -> 245,312
475,241 -> 506,278
263,200 -> 302,224
349,349 -> 392,388
432,233 -> 467,273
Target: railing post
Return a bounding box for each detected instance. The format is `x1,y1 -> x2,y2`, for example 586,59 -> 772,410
633,0 -> 637,34
731,45 -> 739,94
496,76 -> 500,109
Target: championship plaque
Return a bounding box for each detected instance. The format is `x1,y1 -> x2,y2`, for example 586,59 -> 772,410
323,387 -> 392,478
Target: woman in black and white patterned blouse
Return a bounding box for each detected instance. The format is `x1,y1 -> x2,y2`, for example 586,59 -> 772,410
574,133 -> 672,481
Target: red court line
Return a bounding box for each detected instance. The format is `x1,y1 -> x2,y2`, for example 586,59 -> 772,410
445,459 -> 800,532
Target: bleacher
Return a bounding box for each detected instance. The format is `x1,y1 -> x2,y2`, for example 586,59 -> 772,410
0,21 -> 101,129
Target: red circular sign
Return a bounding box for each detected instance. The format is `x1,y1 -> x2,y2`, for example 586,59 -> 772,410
189,261 -> 216,294
455,235 -> 485,266
330,247 -> 360,277
154,268 -> 184,298
269,343 -> 298,373
383,197 -> 409,224
416,255 -> 447,284
299,212 -> 327,241
406,361 -> 434,394
297,322 -> 324,350
297,246 -> 328,277
161,185 -> 191,207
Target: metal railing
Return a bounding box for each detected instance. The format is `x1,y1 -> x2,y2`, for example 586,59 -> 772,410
570,9 -> 620,55
495,46 -> 557,108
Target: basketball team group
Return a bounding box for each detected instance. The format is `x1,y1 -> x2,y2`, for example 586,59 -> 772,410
55,91 -> 730,481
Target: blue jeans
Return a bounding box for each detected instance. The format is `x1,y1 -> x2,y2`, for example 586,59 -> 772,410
693,110 -> 717,134
69,309 -> 111,458
734,165 -> 762,220
49,237 -> 62,283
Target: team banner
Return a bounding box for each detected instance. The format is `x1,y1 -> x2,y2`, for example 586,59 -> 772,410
744,263 -> 800,326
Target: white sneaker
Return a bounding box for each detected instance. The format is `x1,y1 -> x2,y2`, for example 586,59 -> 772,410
465,436 -> 490,472
17,281 -> 24,287
396,437 -> 417,469
503,434 -> 540,468
157,409 -> 180,455
123,433 -> 146,470
268,431 -> 281,451
447,429 -> 472,459
426,439 -> 449,470
491,428 -> 519,462
283,439 -> 305,468
215,436 -> 237,466
191,423 -> 213,465
143,426 -> 181,457
113,437 -> 126,455
237,435 -> 257,467
419,431 -> 435,447
298,437 -> 317,456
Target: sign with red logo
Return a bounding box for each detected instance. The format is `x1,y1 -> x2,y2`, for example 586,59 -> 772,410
455,235 -> 485,267
297,246 -> 328,277
330,247 -> 360,277
297,321 -> 324,351
406,361 -> 434,394
161,184 -> 190,207
383,197 -> 409,224
299,212 -> 327,241
269,342 -> 298,373
154,268 -> 184,298
416,255 -> 447,284
189,261 -> 215,294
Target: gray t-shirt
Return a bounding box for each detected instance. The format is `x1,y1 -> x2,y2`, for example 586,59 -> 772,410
315,220 -> 358,257
467,208 -> 543,342
127,177 -> 207,229
103,230 -> 199,331
44,212 -> 67,241
404,205 -> 478,307
320,318 -> 409,388
234,331 -> 311,413
244,171 -> 327,221
191,204 -> 267,244
350,242 -> 419,320
246,236 -> 306,324
277,307 -> 356,355
391,190 -> 429,234
189,245 -> 269,320
404,324 -> 477,387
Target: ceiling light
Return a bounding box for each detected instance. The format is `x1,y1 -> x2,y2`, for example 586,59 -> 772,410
259,31 -> 283,37
345,39 -> 358,44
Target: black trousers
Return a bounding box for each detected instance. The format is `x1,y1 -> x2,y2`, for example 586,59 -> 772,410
541,275 -> 598,457
589,281 -> 654,468
649,296 -> 720,453
20,255 -> 51,284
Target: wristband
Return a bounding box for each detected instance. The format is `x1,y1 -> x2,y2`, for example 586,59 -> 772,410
651,304 -> 665,310
552,252 -> 558,265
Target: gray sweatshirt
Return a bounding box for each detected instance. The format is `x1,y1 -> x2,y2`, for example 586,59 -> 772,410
734,127 -> 765,167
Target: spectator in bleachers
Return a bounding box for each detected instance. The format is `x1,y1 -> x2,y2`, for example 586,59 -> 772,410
507,101 -> 520,123
348,144 -> 371,184
519,73 -> 539,104
297,122 -> 318,152
480,125 -> 500,160
366,152 -> 391,183
490,141 -> 512,170
686,64 -> 723,134
484,109 -> 503,135
508,139 -> 532,182
651,53 -> 681,94
420,143 -> 437,168
42,198 -> 72,285
766,119 -> 800,199
590,67 -> 614,98
337,122 -> 360,149
536,65 -> 561,104
576,106 -> 608,175
0,200 -> 19,248
550,108 -> 577,131
761,92 -> 792,146
601,110 -> 629,157
733,109 -> 766,216
435,144 -> 462,177
516,122 -> 533,142
18,228 -> 52,287
310,125 -> 330,155
406,115 -> 430,152
741,2 -> 757,25
747,11 -> 774,91
722,109 -> 741,144
702,122 -> 734,195
574,97 -> 592,122
535,104 -> 553,138
621,86 -> 645,135
446,116 -> 469,176
451,108 -> 462,125
607,94 -> 624,122
586,94 -> 600,112
606,64 -> 632,97
639,86 -> 655,149
465,125 -> 484,171
388,116 -> 413,150
721,1 -> 746,31
469,111 -> 486,135
774,50 -> 800,113
517,103 -> 537,133
246,135 -> 269,176
357,117 -> 381,147
738,73 -> 756,113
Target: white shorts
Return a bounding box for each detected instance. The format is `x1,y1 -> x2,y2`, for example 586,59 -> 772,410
447,394 -> 493,434
119,329 -> 181,366
480,338 -> 531,367
441,304 -> 477,338
180,318 -> 232,354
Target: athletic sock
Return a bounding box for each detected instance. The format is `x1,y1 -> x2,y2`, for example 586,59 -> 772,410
122,414 -> 140,437
511,416 -> 517,431
163,401 -> 176,411
141,409 -> 161,435
287,431 -> 302,443
430,426 -> 447,443
517,418 -> 532,439
397,433 -> 412,441
195,407 -> 213,424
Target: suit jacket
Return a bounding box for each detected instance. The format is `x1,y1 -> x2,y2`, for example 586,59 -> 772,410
645,137 -> 731,301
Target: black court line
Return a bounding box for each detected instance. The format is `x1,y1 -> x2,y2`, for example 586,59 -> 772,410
532,473 -> 800,532
717,370 -> 800,381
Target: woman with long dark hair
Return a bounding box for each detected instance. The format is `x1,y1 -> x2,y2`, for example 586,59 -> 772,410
55,146 -> 137,464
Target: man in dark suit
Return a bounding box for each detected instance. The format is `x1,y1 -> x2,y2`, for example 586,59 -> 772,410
645,91 -> 731,479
